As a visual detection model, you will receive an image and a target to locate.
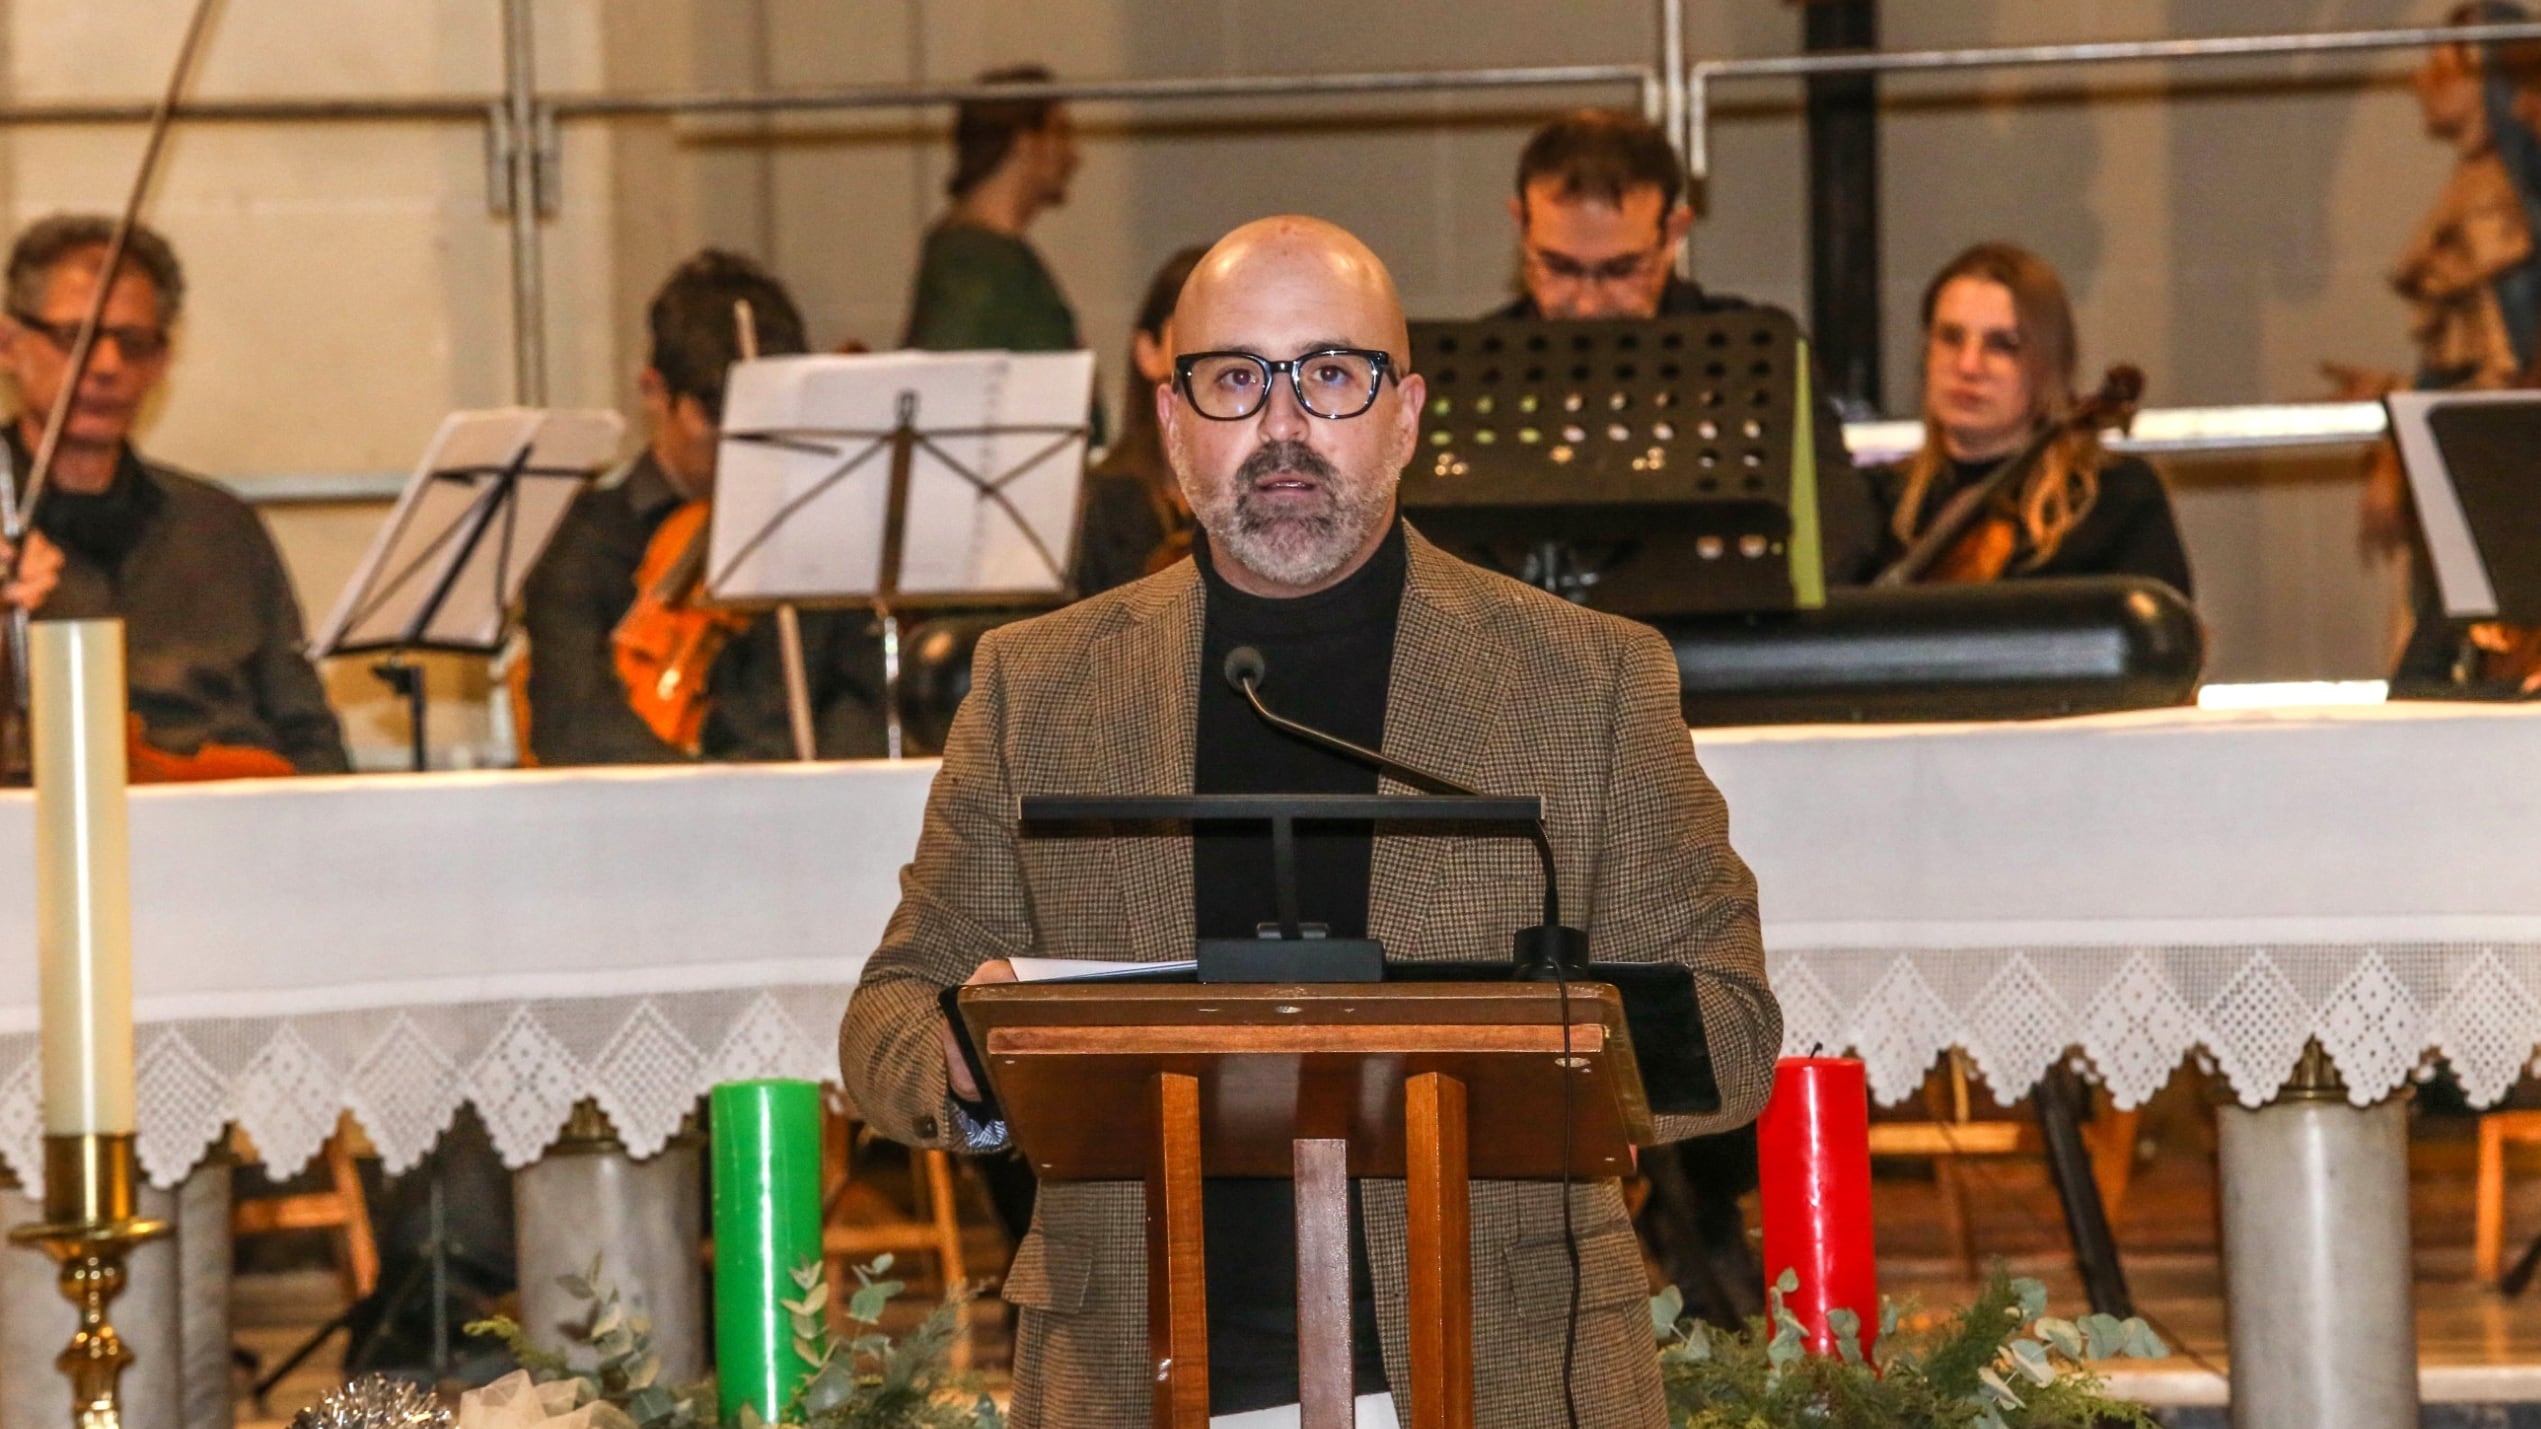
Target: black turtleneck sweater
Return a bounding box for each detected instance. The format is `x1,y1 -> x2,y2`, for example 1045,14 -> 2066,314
1192,521 -> 1402,1414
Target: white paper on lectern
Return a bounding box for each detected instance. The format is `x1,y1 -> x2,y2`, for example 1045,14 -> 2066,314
2387,389 -> 2505,618
311,407 -> 624,656
706,350 -> 1095,603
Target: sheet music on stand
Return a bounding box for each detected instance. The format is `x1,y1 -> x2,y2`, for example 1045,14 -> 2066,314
705,350 -> 1094,754
310,407 -> 622,768
2387,389 -> 2541,622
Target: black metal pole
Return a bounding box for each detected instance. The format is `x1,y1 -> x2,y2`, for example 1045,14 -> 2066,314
2034,1064 -> 2133,1318
1804,0 -> 1883,413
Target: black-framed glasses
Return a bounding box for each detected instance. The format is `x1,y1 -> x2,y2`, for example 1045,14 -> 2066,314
1174,347 -> 1398,421
8,310 -> 170,363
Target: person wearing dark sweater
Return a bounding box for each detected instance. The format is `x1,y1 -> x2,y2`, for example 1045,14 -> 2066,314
1491,110 -> 1880,588
1072,245 -> 1204,596
846,217 -> 1779,1427
521,250 -> 887,765
1874,241 -> 2194,597
0,214 -> 346,773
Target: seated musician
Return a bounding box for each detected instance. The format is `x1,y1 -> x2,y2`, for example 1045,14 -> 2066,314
520,250 -> 887,764
0,214 -> 347,773
842,215 -> 1779,1426
1872,242 -> 2193,595
1072,244 -> 1205,596
1495,109 -> 1879,585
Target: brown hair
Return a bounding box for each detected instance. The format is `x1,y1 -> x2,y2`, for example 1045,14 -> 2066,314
1894,241 -> 2104,567
1101,244 -> 1209,514
8,214 -> 185,323
1514,110 -> 1685,215
947,64 -> 1059,199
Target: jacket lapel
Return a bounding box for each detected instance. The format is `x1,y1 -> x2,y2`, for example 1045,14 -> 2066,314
1370,530 -> 1517,957
1085,567 -> 1202,963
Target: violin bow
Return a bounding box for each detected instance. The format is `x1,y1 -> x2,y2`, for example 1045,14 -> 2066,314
5,0 -> 224,559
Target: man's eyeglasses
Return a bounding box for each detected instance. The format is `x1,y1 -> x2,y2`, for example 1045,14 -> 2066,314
1524,244 -> 1668,289
8,311 -> 170,363
1174,347 -> 1398,421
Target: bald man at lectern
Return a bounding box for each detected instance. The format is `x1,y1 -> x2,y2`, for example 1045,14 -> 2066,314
841,215 -> 1779,1428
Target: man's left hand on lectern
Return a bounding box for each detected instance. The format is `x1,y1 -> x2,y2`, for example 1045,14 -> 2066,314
942,958 -> 1016,1101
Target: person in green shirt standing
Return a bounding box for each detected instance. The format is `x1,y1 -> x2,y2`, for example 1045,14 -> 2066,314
903,64 -> 1084,357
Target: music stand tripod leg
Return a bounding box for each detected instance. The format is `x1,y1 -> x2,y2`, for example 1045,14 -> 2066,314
774,603 -> 816,762
1148,1072 -> 1209,1428
1405,1072 -> 1473,1429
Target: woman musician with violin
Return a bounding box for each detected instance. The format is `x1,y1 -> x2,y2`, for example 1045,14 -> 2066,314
1073,244 -> 1206,594
518,251 -> 889,765
1870,242 -> 2194,597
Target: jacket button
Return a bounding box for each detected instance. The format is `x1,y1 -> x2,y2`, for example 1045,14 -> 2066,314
915,1114 -> 940,1140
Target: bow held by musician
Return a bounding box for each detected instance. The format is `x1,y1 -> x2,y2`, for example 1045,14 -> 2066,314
0,214 -> 347,776
1871,241 -> 2194,596
518,250 -> 890,766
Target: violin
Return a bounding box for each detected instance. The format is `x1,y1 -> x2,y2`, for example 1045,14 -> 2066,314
1874,365 -> 2145,587
611,500 -> 753,755
123,714 -> 295,782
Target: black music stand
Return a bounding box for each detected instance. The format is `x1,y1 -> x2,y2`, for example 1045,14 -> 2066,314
1402,309 -> 1824,616
706,352 -> 1094,757
2387,389 -> 2541,626
310,408 -> 621,773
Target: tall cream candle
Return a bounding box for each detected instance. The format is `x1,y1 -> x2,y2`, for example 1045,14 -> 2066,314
31,619 -> 135,1136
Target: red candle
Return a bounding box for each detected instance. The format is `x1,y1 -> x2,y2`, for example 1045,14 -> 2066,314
1757,1055 -> 1878,1359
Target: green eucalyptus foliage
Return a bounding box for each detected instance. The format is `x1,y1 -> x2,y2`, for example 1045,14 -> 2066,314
468,1255 -> 1000,1429
1653,1267 -> 2167,1429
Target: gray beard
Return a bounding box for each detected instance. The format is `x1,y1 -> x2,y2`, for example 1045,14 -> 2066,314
1196,439 -> 1393,589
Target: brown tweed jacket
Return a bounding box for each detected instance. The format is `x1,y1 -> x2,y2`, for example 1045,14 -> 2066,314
840,527 -> 1780,1429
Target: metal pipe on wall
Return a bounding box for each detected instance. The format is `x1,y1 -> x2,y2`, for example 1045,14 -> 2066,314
543,64 -> 1653,121
501,0 -> 546,407
1685,18 -> 2541,182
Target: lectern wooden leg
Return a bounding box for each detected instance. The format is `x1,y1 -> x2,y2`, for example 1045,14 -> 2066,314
1148,1072 -> 1210,1428
1405,1072 -> 1473,1429
1296,1137 -> 1354,1429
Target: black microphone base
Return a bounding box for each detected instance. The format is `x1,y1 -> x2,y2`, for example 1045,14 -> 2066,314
1515,925 -> 1591,981
1198,936 -> 1386,984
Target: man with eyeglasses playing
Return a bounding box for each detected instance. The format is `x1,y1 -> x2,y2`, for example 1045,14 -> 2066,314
0,214 -> 347,772
843,214 -> 1778,1427
1495,109 -> 1876,588
1495,110 -> 1871,1330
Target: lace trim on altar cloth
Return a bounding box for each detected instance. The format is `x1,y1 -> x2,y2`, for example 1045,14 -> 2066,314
8,942 -> 2539,1188
0,985 -> 849,1188
1775,942 -> 2541,1113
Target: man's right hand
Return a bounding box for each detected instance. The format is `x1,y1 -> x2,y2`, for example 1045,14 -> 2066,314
3,531 -> 62,613
942,959 -> 1017,1103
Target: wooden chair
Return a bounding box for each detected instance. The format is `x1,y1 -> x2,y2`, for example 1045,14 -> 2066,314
820,1086 -> 971,1367
230,1111 -> 380,1301
1866,1051 -> 2143,1277
2474,1109 -> 2541,1285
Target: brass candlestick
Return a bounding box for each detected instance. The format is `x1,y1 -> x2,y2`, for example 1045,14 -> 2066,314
8,1133 -> 169,1429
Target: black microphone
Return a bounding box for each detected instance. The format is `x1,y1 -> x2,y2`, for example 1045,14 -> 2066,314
1220,645 -> 1586,977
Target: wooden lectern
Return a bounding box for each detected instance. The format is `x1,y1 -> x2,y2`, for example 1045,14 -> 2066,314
957,979 -> 1654,1429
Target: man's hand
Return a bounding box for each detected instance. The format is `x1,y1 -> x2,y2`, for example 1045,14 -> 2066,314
3,531 -> 62,612
941,959 -> 1017,1103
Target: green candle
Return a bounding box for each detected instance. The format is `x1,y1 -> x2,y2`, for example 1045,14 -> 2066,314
712,1079 -> 825,1423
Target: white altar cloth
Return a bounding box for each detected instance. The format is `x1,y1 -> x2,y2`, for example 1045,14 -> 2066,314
0,702 -> 2532,1186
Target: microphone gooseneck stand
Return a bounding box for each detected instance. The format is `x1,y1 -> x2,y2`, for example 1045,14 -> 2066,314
1219,644 -> 1587,1429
